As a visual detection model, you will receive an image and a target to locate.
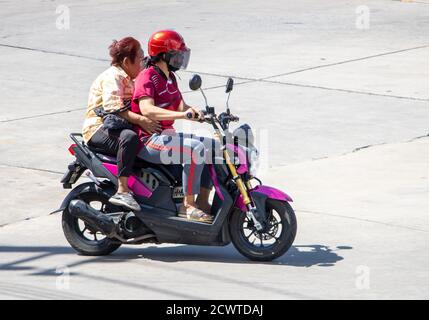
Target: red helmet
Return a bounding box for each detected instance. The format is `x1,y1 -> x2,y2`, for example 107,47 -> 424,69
148,30 -> 190,70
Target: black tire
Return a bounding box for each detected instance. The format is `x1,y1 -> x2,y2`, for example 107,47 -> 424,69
62,186 -> 122,256
229,199 -> 297,261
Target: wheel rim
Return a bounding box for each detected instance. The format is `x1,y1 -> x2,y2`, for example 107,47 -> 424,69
240,208 -> 284,249
71,196 -> 113,245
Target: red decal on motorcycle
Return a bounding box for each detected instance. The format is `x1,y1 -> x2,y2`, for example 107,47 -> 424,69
209,164 -> 224,200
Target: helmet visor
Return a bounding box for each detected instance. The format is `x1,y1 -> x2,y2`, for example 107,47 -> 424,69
168,48 -> 191,70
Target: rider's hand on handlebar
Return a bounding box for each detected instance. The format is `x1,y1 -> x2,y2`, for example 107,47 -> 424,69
184,107 -> 203,121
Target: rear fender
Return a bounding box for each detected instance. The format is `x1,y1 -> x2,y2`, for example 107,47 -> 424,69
49,182 -> 116,215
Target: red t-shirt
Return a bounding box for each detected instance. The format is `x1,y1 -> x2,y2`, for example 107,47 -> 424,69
131,66 -> 182,139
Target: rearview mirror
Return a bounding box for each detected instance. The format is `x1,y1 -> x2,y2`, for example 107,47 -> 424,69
189,74 -> 202,91
226,77 -> 234,93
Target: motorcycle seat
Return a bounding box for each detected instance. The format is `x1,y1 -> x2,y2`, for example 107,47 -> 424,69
88,146 -> 182,183
94,151 -> 153,167
87,145 -> 151,167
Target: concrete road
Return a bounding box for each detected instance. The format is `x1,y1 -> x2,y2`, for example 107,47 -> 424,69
0,0 -> 428,299
1,137 -> 428,299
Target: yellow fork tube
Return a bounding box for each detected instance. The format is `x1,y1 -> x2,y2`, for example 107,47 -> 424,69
223,149 -> 251,205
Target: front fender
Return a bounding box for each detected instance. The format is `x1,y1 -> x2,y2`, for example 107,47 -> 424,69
234,184 -> 293,212
49,182 -> 116,215
252,185 -> 293,202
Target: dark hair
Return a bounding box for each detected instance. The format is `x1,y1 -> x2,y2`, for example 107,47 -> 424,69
143,54 -> 162,69
109,37 -> 141,66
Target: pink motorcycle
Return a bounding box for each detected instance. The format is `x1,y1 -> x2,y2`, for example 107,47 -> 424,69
56,74 -> 297,261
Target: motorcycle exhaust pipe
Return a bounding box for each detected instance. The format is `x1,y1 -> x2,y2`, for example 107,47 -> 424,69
68,200 -> 117,237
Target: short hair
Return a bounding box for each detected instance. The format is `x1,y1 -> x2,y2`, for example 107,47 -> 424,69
109,37 -> 141,66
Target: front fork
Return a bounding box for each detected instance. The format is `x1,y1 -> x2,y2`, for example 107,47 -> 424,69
223,149 -> 263,231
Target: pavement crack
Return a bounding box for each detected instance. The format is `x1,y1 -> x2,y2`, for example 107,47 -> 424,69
0,163 -> 63,175
261,44 -> 429,80
2,43 -> 428,102
406,133 -> 429,142
351,143 -> 385,153
258,80 -> 429,102
0,43 -> 108,62
181,79 -> 254,94
0,43 -> 254,81
273,134 -> 429,168
0,82 -> 252,123
183,69 -> 255,81
0,107 -> 86,123
345,134 -> 429,155
0,214 -> 57,228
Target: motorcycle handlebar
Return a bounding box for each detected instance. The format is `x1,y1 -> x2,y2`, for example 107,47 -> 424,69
192,109 -> 239,125
185,111 -> 199,119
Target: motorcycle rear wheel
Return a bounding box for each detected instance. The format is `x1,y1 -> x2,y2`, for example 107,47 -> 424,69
62,189 -> 122,256
229,199 -> 297,261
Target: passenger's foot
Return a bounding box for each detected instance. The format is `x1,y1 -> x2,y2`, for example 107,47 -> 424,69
109,192 -> 141,211
196,201 -> 211,214
178,205 -> 214,224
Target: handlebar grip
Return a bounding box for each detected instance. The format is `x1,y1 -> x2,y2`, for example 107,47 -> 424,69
186,111 -> 203,119
186,111 -> 194,119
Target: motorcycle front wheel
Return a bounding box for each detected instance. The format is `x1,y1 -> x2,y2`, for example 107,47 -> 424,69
229,199 -> 297,261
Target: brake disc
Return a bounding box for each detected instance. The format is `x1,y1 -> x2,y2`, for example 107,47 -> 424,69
253,216 -> 279,240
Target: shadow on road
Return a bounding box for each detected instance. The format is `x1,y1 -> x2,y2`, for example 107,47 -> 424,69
0,243 -> 352,270
0,244 -> 351,299
115,244 -> 351,267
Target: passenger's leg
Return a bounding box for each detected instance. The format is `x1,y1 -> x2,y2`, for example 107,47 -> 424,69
116,129 -> 139,194
88,127 -> 140,211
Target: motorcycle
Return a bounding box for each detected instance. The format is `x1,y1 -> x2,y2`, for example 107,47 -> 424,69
53,74 -> 297,261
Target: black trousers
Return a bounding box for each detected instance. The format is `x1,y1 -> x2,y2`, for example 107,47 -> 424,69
88,127 -> 139,177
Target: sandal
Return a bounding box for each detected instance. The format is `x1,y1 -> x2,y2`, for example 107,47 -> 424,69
178,206 -> 214,223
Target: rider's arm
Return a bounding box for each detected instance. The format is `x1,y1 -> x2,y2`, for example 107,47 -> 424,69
119,110 -> 148,125
99,69 -> 161,133
139,97 -> 187,121
178,99 -> 191,112
178,100 -> 202,119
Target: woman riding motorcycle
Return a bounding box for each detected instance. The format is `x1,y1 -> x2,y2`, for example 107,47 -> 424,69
131,30 -> 216,223
82,37 -> 161,212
